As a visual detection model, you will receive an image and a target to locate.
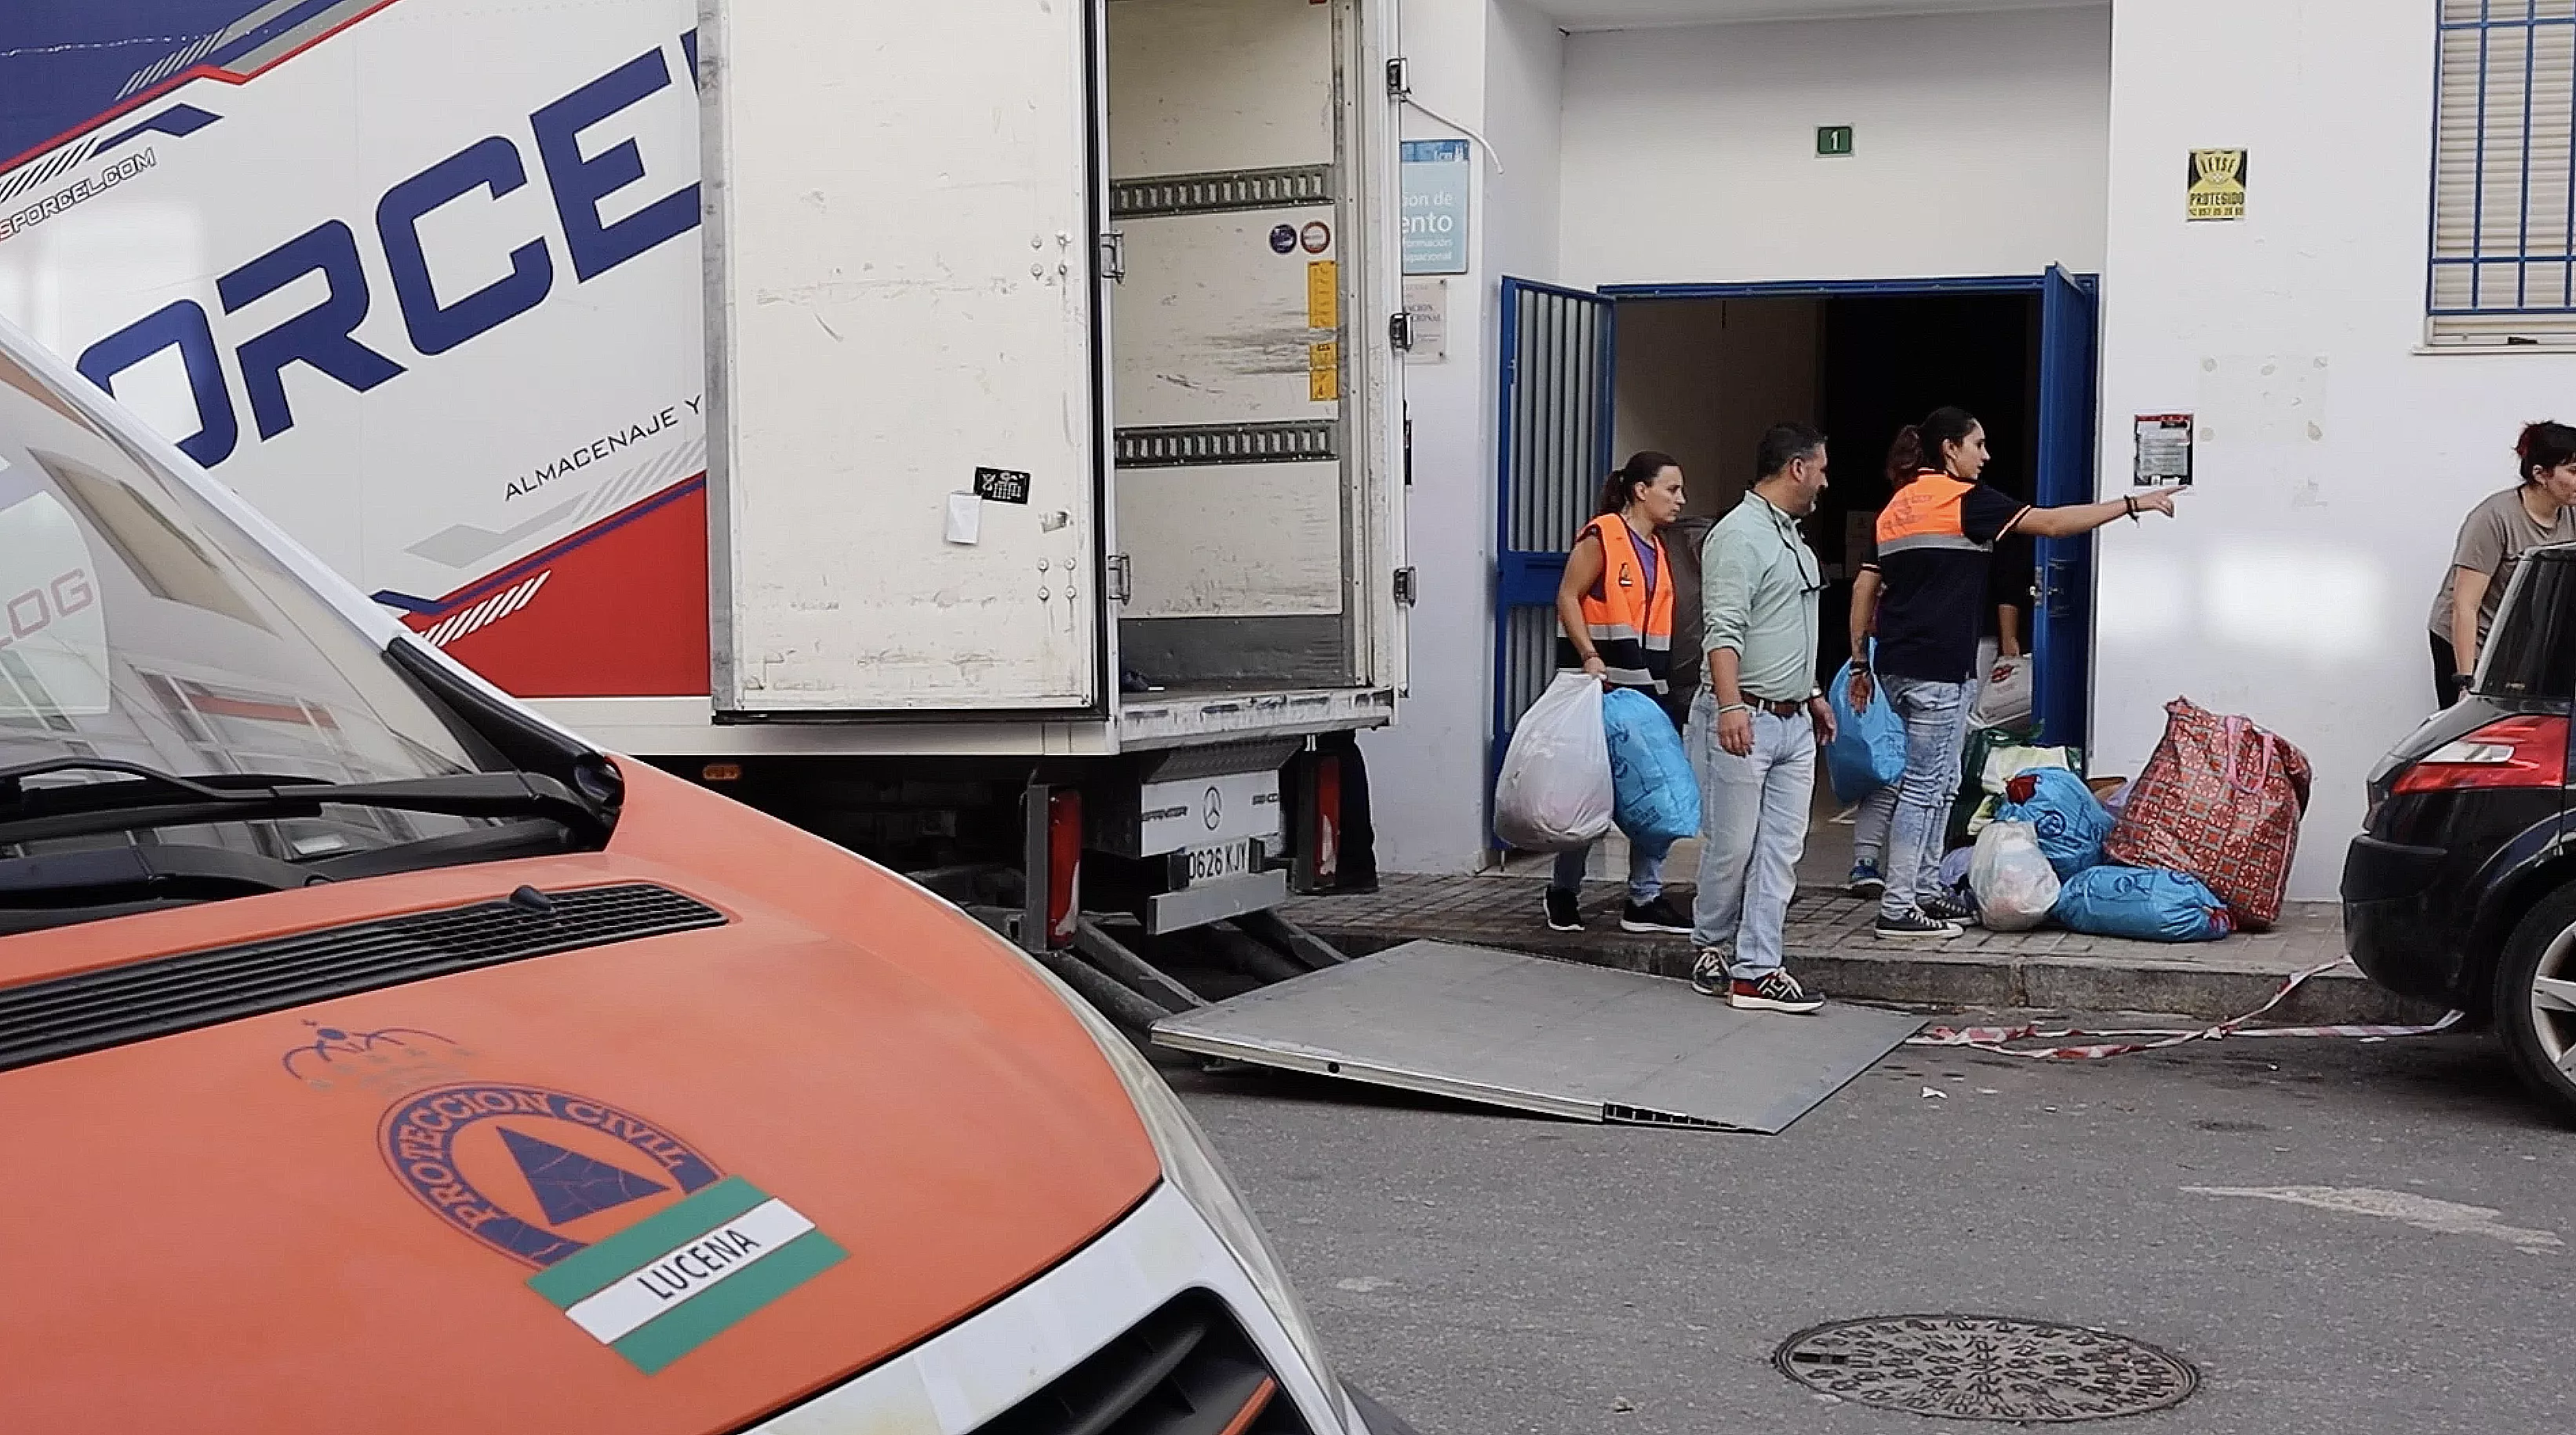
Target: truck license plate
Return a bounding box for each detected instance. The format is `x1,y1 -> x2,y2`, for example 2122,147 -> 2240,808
1183,839 -> 1257,885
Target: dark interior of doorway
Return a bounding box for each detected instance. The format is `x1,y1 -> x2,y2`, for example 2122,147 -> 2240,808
1611,291 -> 2039,683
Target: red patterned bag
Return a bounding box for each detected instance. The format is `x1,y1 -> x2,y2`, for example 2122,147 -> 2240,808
2102,698 -> 2312,930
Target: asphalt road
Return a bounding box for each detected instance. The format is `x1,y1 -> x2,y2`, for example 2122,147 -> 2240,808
1166,1022 -> 2572,1435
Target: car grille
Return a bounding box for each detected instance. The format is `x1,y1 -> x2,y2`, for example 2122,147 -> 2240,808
977,1292 -> 1312,1435
0,883 -> 725,1072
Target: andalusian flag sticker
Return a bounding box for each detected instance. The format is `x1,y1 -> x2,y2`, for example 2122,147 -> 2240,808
525,1175 -> 846,1372
377,1084 -> 845,1375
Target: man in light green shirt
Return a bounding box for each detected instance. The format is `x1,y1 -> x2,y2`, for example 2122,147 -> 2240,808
1685,424 -> 1835,1013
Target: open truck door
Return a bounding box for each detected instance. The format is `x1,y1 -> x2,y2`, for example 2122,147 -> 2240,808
700,0 -> 1109,715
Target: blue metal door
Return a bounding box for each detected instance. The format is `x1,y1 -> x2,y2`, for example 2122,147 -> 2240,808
2032,265 -> 2100,749
1492,278 -> 1616,783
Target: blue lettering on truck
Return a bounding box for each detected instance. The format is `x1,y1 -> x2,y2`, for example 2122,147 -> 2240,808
68,36 -> 700,465
217,219 -> 408,440
377,136 -> 555,356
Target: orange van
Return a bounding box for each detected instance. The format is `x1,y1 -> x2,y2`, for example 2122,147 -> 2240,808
0,318 -> 1418,1435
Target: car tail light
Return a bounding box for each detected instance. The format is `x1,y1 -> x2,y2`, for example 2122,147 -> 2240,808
1308,753 -> 1341,884
2391,714 -> 2569,794
1045,789 -> 1082,947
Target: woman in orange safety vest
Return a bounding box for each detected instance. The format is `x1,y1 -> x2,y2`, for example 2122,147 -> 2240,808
1544,451 -> 1693,938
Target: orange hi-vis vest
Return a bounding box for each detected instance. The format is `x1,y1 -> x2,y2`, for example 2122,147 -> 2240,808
1568,514 -> 1673,692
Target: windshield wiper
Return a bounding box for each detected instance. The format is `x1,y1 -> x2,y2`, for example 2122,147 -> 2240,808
0,757 -> 610,847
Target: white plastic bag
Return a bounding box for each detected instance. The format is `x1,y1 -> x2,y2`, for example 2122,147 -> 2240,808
1970,656 -> 2034,731
1493,673 -> 1615,851
1969,819 -> 2061,932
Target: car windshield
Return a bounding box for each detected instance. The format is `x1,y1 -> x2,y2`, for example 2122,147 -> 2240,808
2478,546 -> 2576,703
0,343 -> 500,863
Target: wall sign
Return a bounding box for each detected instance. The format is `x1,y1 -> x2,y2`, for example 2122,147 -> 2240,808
1401,277 -> 1448,364
2133,414 -> 2194,486
1400,139 -> 1471,275
2186,149 -> 2247,221
1816,125 -> 1854,157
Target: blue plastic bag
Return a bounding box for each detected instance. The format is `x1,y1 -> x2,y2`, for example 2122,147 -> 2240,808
1992,767 -> 2115,878
1827,656 -> 1905,803
2053,866 -> 2234,943
1602,688 -> 1698,851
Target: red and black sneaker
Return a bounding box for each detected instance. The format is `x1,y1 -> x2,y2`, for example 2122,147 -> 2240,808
1728,970 -> 1825,1014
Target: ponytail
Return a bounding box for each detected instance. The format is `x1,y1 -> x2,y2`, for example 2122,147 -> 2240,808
1595,450 -> 1680,517
1905,406 -> 1981,478
2515,420 -> 2576,484
1884,427 -> 1924,489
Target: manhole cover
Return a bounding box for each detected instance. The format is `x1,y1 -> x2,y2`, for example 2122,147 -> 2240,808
1774,1315 -> 2197,1422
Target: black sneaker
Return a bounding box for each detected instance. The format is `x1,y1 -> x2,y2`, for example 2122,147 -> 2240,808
1620,894 -> 1693,935
1544,887 -> 1583,932
1921,893 -> 1979,927
1728,970 -> 1826,1014
1875,909 -> 1964,940
1690,948 -> 1730,997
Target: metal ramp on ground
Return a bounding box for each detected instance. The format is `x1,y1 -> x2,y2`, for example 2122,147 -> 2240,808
1149,940 -> 1923,1133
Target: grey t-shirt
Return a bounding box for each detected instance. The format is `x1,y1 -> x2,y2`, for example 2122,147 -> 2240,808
2429,486 -> 2576,642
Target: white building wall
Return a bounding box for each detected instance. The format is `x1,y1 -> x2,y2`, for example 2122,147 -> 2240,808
1359,0 -> 1565,874
2092,0 -> 2574,901
1555,5 -> 2111,286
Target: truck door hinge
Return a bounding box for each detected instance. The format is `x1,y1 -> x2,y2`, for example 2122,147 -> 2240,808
1105,554 -> 1133,603
1389,311 -> 1414,352
1392,567 -> 1417,606
1098,230 -> 1126,284
1385,57 -> 1411,100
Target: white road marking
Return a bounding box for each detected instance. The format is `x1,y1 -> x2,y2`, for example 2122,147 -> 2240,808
2182,1186 -> 2562,1251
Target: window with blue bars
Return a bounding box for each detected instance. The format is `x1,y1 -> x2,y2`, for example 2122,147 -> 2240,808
2431,2 -> 2576,343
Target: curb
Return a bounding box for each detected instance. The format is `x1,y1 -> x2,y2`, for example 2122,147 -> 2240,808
1303,926 -> 2454,1027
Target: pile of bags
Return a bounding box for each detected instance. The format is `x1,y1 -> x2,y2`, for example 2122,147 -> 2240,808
1961,697 -> 2311,941
1492,674 -> 1698,856
1494,662 -> 2312,951
1831,644 -> 2309,944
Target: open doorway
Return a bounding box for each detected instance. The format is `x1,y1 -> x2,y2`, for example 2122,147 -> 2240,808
1490,271 -> 2100,876
1610,289 -> 2043,686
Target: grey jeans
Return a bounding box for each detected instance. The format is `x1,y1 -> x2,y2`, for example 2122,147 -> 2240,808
1685,691 -> 1816,978
1854,641 -> 1992,867
1878,675 -> 1974,919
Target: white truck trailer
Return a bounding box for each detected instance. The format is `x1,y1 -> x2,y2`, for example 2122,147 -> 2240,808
0,0 -> 1411,961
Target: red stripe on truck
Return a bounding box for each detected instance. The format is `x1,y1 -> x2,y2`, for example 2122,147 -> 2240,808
408,484 -> 711,699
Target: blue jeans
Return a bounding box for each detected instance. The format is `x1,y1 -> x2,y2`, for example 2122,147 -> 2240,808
1550,838 -> 1664,904
1685,692 -> 1815,978
1854,647 -> 1989,868
1879,676 -> 1973,920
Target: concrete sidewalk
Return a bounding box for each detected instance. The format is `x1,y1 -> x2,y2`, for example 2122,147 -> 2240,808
1281,874 -> 2450,1026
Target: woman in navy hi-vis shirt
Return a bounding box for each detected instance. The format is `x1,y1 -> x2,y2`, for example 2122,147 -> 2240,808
1850,407 -> 2180,940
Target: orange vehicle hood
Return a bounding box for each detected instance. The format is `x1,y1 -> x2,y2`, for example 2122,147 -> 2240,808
0,762 -> 1161,1434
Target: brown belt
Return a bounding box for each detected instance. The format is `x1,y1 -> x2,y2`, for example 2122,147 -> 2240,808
1732,697 -> 1807,718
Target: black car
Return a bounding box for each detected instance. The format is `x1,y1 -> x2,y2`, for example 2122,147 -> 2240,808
2345,542 -> 2576,1117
